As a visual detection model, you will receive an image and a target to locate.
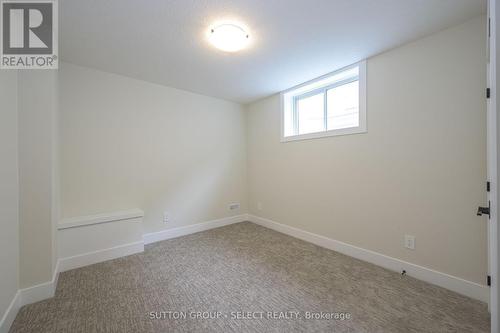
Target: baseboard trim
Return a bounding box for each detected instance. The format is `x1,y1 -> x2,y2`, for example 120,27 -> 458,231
143,214 -> 247,245
247,214 -> 489,303
19,259 -> 59,307
0,291 -> 20,333
19,280 -> 55,307
58,241 -> 145,273
0,261 -> 60,332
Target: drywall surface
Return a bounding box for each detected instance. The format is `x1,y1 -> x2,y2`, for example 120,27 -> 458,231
246,16 -> 487,284
18,71 -> 58,288
59,63 -> 247,233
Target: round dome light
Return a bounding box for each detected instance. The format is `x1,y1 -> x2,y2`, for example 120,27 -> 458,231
208,23 -> 250,52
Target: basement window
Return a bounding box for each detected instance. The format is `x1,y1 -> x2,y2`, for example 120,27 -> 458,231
281,61 -> 366,142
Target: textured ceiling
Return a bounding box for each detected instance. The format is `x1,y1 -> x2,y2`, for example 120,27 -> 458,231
60,0 -> 486,103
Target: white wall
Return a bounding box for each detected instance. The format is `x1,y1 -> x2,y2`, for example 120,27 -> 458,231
59,63 -> 247,233
246,16 -> 487,284
0,71 -> 19,322
18,71 -> 58,288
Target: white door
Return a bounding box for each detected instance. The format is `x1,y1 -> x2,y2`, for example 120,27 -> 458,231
487,1 -> 499,332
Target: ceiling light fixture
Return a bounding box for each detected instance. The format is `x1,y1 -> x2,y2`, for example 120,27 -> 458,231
208,23 -> 250,52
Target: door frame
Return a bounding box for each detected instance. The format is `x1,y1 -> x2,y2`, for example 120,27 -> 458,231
488,1 -> 499,332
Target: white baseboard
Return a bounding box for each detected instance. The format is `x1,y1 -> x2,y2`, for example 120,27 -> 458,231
0,291 -> 20,333
248,214 -> 489,303
19,281 -> 55,308
143,214 -> 247,245
58,210 -> 144,261
59,214 -> 247,271
0,260 -> 61,333
1,241 -> 143,332
2,239 -> 144,331
58,241 -> 144,273
19,259 -> 59,306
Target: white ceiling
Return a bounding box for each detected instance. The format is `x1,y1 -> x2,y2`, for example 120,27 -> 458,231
60,0 -> 486,104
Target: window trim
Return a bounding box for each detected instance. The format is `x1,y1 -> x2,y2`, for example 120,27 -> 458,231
280,60 -> 367,142
293,89 -> 325,134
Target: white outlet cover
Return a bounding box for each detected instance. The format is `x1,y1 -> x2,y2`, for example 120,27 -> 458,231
404,235 -> 415,250
257,202 -> 263,210
229,203 -> 240,210
163,212 -> 169,223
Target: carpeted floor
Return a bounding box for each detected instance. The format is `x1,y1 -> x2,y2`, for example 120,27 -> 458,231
10,222 -> 489,332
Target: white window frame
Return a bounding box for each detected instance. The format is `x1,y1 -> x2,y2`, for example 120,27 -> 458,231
280,60 -> 367,142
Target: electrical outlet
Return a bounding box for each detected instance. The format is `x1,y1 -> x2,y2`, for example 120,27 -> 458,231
404,235 -> 415,250
163,212 -> 170,224
257,202 -> 263,211
229,203 -> 240,211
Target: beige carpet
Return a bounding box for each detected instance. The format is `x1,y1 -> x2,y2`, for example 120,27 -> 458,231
10,222 -> 489,332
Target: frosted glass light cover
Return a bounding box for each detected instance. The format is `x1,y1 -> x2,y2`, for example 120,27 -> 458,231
208,24 -> 249,52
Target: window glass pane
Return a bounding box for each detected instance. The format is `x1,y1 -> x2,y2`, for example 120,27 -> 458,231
327,80 -> 359,130
297,92 -> 325,135
290,67 -> 359,97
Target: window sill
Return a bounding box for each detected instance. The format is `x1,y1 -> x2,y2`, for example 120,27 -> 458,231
281,126 -> 367,142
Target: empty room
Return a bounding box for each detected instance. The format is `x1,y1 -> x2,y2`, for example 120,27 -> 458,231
1,0 -> 500,332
